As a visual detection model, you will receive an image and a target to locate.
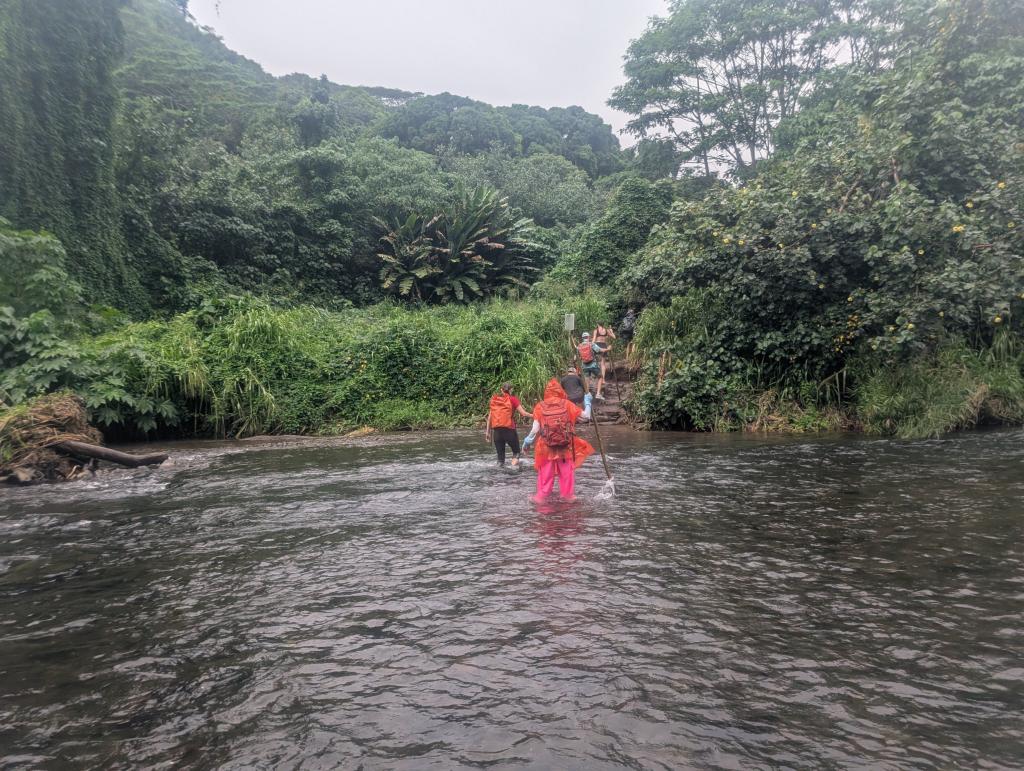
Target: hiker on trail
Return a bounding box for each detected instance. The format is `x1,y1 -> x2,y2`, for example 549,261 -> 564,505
593,322 -> 616,348
560,366 -> 587,408
486,382 -> 531,466
522,379 -> 594,501
592,322 -> 617,388
576,332 -> 605,400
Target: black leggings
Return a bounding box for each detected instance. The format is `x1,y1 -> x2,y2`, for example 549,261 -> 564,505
492,427 -> 521,464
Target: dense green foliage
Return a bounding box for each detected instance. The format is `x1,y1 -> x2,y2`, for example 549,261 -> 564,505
0,0 -> 145,309
549,178 -> 678,289
624,0 -> 1024,434
0,0 -> 624,314
442,149 -> 601,228
3,0 -> 1023,442
377,94 -> 624,178
855,334 -> 1024,438
1,269 -> 608,437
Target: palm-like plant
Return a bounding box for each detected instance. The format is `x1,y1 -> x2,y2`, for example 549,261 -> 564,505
377,186 -> 540,304
375,213 -> 441,303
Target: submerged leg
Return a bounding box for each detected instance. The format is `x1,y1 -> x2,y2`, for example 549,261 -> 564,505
535,459 -> 555,499
508,429 -> 521,466
493,430 -> 506,465
556,459 -> 576,499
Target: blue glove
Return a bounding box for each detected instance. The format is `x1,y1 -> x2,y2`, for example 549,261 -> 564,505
522,436 -> 534,451
584,393 -> 593,408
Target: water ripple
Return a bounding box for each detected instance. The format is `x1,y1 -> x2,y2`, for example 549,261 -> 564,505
1,428 -> 1023,768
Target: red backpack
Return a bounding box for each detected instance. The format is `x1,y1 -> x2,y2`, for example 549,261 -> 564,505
577,341 -> 594,363
539,400 -> 573,449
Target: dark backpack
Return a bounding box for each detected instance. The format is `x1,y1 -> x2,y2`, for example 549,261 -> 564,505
539,400 -> 573,449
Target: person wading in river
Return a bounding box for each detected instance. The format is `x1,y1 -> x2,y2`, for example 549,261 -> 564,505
485,382 -> 531,466
522,379 -> 593,501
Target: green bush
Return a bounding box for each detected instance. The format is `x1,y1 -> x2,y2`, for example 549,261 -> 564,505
855,335 -> 1024,438
552,177 -> 675,288
620,0 -> 1024,434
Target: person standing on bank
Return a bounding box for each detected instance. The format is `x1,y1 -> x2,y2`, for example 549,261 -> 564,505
619,308 -> 637,344
485,382 -> 531,466
618,308 -> 638,359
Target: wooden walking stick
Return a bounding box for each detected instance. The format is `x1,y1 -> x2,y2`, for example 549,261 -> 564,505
563,313 -> 613,487
589,398 -> 613,482
572,342 -> 613,483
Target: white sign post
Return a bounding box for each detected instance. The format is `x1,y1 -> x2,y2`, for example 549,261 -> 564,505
563,313 -> 575,332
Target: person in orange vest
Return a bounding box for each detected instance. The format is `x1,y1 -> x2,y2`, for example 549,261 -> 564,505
522,379 -> 594,501
485,382 -> 531,466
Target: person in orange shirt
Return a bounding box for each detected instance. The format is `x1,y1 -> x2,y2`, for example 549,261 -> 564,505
485,382 -> 531,466
522,379 -> 594,501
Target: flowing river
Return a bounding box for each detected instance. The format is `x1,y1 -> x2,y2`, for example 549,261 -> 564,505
1,428 -> 1022,769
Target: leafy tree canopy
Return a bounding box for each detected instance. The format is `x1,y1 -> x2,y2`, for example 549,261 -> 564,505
610,0 -> 921,178
375,94 -> 624,178
623,0 -> 1024,427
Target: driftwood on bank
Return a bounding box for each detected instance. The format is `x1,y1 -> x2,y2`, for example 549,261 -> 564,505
56,440 -> 168,468
1,393 -> 170,484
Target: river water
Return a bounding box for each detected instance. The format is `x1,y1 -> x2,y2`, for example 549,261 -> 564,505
1,428 -> 1022,769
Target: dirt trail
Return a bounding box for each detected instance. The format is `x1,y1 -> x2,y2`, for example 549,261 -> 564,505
592,357 -> 633,425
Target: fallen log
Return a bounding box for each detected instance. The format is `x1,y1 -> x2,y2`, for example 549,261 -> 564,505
56,441 -> 168,468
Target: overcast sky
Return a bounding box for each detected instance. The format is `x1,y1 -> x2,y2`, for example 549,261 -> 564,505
187,0 -> 668,143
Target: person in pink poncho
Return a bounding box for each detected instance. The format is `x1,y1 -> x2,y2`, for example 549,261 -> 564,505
522,379 -> 594,501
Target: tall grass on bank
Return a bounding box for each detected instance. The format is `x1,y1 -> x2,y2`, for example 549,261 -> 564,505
628,295 -> 1024,437
855,333 -> 1024,438
74,294 -> 608,437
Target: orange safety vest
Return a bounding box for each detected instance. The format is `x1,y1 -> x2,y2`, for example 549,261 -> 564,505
489,394 -> 515,429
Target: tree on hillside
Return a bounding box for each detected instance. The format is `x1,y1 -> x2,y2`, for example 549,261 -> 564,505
551,177 -> 677,287
0,0 -> 147,308
503,105 -> 624,178
610,0 -> 850,177
376,95 -> 623,178
443,150 -> 599,227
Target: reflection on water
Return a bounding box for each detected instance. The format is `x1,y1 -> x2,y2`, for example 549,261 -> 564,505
1,428 -> 1023,768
